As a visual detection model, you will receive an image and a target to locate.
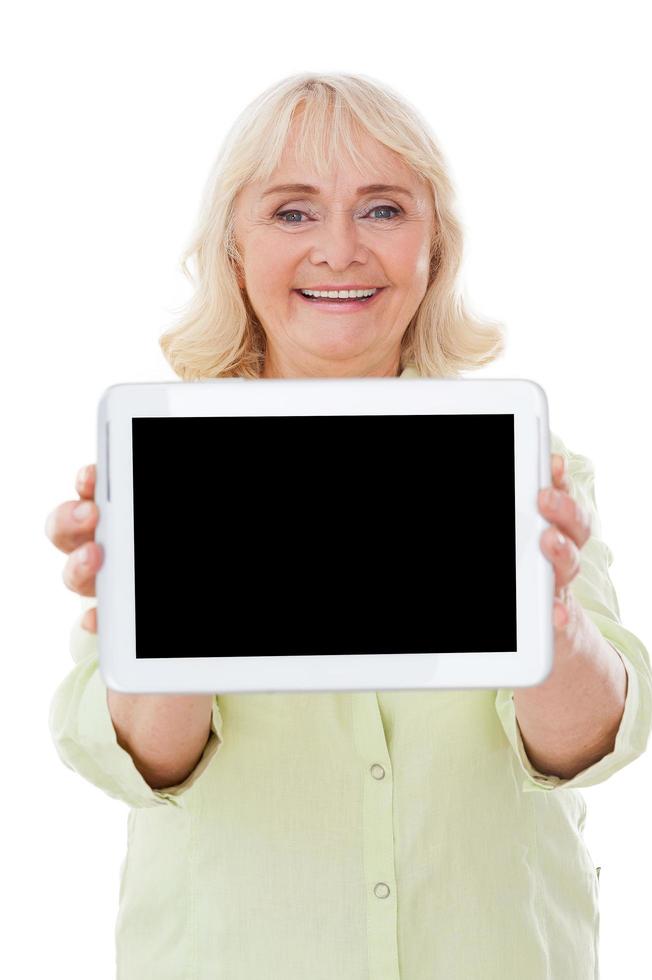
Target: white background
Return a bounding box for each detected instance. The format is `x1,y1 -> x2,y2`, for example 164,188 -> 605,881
2,1 -> 650,976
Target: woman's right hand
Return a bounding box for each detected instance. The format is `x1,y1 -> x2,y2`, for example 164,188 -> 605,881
45,464 -> 103,634
45,463 -> 215,788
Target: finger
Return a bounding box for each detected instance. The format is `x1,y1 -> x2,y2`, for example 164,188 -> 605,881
540,527 -> 581,594
81,606 -> 97,634
553,596 -> 569,630
75,463 -> 96,500
551,453 -> 570,493
45,498 -> 99,555
537,487 -> 592,550
62,541 -> 103,597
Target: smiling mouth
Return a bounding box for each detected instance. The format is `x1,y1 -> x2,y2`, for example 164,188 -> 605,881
293,287 -> 386,309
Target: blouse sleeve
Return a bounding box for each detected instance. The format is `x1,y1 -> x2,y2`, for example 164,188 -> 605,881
495,430 -> 652,793
48,597 -> 224,808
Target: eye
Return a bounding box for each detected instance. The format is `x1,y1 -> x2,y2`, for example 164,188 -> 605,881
275,209 -> 306,223
366,205 -> 402,220
273,204 -> 403,224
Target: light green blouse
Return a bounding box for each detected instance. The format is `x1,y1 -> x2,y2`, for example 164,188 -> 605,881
49,365 -> 652,979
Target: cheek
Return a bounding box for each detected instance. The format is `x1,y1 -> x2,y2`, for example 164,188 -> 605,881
408,240 -> 432,284
386,233 -> 431,287
251,251 -> 300,298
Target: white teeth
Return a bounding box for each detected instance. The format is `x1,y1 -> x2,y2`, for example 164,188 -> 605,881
299,288 -> 378,299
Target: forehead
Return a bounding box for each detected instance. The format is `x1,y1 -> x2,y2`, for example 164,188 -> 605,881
285,122 -> 413,179
241,119 -> 426,202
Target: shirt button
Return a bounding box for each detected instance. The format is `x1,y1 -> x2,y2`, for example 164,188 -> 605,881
370,763 -> 385,780
374,882 -> 390,899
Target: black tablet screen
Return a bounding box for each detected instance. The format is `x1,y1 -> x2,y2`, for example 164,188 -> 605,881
132,414 -> 516,657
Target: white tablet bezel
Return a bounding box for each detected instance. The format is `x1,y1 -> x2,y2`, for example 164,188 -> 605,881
95,377 -> 554,693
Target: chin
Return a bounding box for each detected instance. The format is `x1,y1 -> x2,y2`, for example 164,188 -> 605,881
308,342 -> 373,363
304,326 -> 376,353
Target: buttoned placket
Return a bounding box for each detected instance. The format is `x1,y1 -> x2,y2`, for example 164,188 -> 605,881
351,692 -> 401,980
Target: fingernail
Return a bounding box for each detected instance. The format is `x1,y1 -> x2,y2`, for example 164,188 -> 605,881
73,501 -> 93,522
78,545 -> 91,566
77,466 -> 89,487
553,531 -> 565,551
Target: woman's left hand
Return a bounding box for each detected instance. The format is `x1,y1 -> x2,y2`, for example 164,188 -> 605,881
538,454 -> 593,633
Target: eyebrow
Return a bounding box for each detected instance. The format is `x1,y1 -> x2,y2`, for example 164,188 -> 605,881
260,182 -> 416,201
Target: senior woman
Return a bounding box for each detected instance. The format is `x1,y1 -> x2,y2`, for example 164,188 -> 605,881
47,73 -> 651,979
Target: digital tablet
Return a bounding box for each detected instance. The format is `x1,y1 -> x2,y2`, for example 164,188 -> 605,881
95,377 -> 555,694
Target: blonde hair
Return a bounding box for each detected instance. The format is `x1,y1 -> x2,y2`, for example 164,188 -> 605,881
159,71 -> 506,379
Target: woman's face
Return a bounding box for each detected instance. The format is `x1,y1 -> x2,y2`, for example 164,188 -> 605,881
233,123 -> 435,378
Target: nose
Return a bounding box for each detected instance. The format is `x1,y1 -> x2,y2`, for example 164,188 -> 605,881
309,208 -> 369,269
